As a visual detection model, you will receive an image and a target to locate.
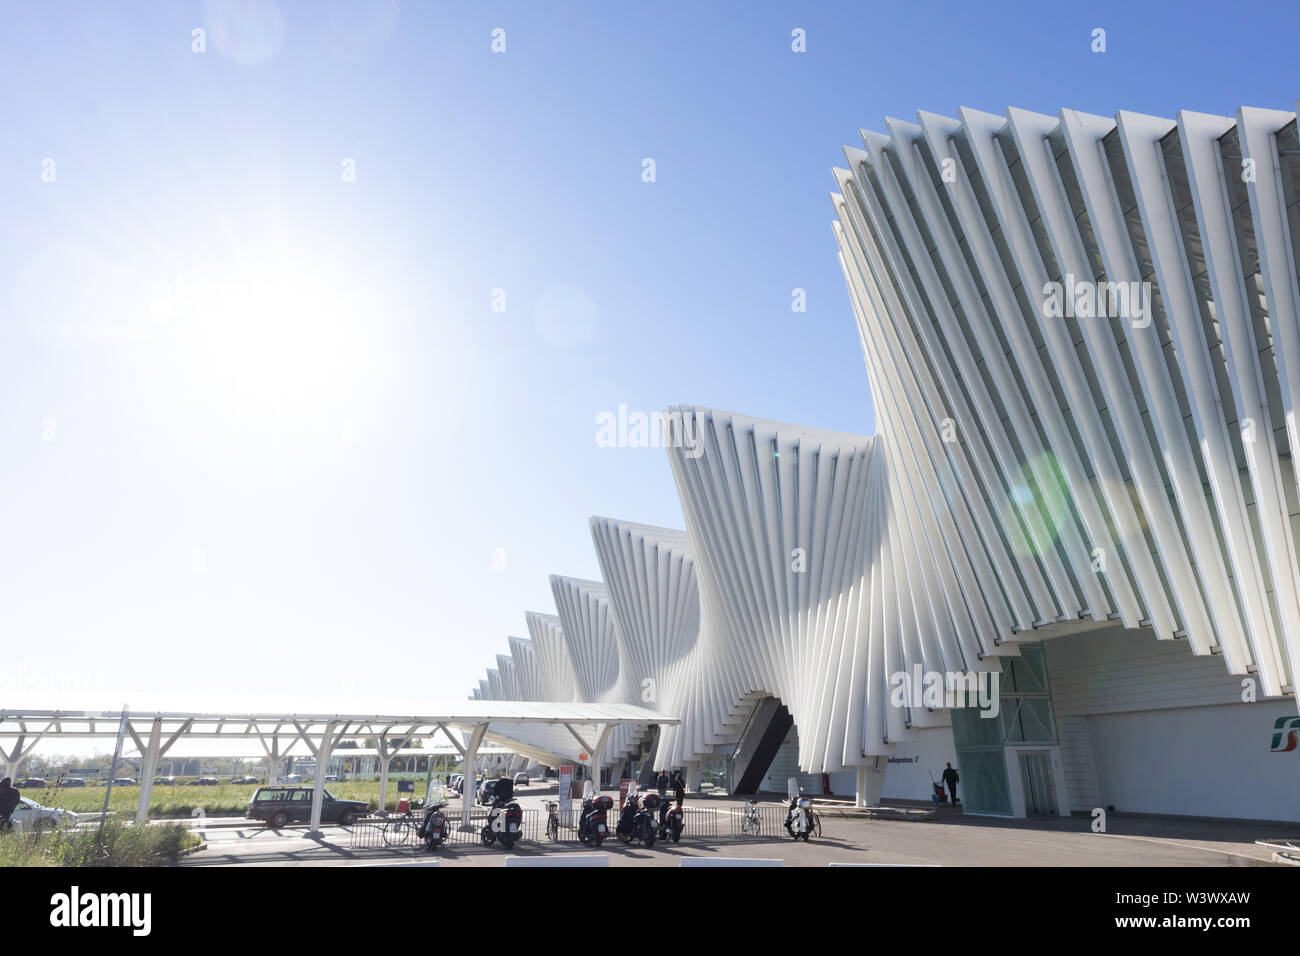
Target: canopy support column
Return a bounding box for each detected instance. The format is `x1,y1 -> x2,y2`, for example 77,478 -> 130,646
134,719 -> 162,823
0,722 -> 52,781
586,723 -> 614,798
308,722 -> 340,835
376,726 -> 415,813
855,756 -> 886,809
460,722 -> 489,829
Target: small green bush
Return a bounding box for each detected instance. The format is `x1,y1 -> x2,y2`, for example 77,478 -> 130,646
0,818 -> 200,867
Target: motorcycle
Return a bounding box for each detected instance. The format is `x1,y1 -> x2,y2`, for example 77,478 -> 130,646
480,796 -> 524,850
784,793 -> 815,841
416,797 -> 449,851
656,798 -> 684,843
577,795 -> 613,846
616,792 -> 657,847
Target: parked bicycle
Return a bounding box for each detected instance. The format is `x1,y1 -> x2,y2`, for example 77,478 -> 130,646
741,799 -> 762,836
545,800 -> 559,841
382,800 -> 421,847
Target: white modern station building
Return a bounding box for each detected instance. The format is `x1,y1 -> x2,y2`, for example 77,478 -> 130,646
472,101 -> 1300,822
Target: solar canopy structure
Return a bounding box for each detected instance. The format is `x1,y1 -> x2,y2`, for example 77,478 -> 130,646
0,700 -> 678,830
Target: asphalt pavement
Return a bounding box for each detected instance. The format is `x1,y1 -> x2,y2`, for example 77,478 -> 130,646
178,785 -> 1288,867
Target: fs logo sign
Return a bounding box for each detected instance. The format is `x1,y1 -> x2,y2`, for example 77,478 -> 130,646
1270,715 -> 1300,752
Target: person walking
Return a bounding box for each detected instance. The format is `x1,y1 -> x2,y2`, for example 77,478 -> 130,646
656,769 -> 669,803
0,778 -> 19,831
671,770 -> 685,809
941,763 -> 959,807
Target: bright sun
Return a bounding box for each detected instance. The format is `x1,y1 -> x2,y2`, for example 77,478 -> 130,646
156,247 -> 379,432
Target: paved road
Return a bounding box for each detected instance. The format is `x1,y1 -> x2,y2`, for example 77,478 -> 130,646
181,789 -> 1284,867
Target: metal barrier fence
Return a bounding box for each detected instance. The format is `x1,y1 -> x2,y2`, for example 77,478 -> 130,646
445,808 -> 540,845
351,801 -> 808,850
537,805 -> 719,843
350,808 -> 540,849
351,812 -> 418,850
728,803 -> 819,839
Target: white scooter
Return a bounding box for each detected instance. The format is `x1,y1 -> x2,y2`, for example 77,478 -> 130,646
784,792 -> 817,841
480,796 -> 523,850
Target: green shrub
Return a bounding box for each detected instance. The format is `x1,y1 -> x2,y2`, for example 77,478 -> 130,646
0,818 -> 200,867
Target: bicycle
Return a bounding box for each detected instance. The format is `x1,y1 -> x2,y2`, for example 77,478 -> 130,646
809,809 -> 822,839
545,800 -> 559,841
740,799 -> 761,836
382,803 -> 419,847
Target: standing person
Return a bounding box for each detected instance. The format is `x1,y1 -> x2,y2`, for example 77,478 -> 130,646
941,763 -> 959,807
0,778 -> 19,831
671,770 -> 685,809
656,769 -> 669,803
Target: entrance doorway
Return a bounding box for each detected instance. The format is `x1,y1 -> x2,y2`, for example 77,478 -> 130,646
1018,750 -> 1058,816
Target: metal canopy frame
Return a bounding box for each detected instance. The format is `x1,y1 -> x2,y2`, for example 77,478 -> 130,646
0,704 -> 679,832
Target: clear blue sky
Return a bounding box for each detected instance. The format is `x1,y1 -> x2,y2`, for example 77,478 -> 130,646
2,0 -> 1298,708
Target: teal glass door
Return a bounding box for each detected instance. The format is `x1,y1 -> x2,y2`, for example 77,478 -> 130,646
1018,750 -> 1057,816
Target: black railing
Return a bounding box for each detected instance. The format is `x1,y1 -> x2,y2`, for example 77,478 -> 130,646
350,800 -> 810,850
351,807 -> 540,849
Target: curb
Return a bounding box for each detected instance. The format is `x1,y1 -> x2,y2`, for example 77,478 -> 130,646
813,805 -> 938,822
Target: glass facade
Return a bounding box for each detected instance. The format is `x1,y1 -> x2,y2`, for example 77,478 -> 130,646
951,645 -> 1058,815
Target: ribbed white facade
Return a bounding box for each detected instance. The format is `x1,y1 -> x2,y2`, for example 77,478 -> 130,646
470,102 -> 1300,815
831,104 -> 1300,699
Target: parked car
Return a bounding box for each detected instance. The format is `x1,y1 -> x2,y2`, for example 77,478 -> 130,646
245,786 -> 368,828
477,779 -> 500,805
110,778 -> 137,786
513,772 -> 530,788
281,774 -> 302,784
11,795 -> 78,831
448,773 -> 463,792
231,776 -> 260,785
185,777 -> 221,786
59,778 -> 87,788
324,775 -> 340,782
153,776 -> 177,786
14,777 -> 47,789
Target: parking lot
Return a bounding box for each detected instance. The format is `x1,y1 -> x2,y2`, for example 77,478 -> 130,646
179,785 -> 1287,867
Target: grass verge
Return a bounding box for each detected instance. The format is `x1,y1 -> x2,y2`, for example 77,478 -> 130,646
0,817 -> 202,867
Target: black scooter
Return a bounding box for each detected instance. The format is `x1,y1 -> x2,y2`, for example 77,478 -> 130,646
655,797 -> 684,843
577,795 -> 612,845
480,795 -> 523,850
416,797 -> 449,851
615,792 -> 657,847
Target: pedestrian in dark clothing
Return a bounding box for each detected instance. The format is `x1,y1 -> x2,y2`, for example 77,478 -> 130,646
941,763 -> 959,806
656,770 -> 669,803
671,770 -> 685,809
0,778 -> 19,831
